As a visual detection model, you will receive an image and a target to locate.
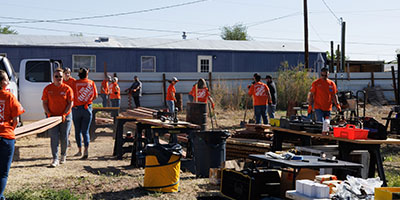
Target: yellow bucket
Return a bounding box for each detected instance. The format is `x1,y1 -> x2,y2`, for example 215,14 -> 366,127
270,118 -> 280,127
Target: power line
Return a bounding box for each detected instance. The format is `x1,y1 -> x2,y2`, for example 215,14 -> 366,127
0,0 -> 208,24
321,0 -> 341,24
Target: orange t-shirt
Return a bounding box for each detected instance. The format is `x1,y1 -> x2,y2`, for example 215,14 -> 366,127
310,78 -> 338,111
196,88 -> 210,103
248,82 -> 271,106
101,79 -> 109,94
166,84 -> 176,101
42,83 -> 74,116
0,89 -> 25,139
64,77 -> 76,89
109,82 -> 120,100
73,78 -> 98,107
189,85 -> 196,97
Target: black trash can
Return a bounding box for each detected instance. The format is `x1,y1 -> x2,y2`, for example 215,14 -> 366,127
192,130 -> 230,178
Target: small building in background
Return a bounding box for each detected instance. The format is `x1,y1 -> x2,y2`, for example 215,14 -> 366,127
327,60 -> 385,72
0,34 -> 325,73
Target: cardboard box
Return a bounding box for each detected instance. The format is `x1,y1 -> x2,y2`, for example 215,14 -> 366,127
209,168 -> 221,185
280,168 -> 319,197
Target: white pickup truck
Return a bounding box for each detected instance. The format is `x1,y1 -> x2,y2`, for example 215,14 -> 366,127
0,56 -> 61,121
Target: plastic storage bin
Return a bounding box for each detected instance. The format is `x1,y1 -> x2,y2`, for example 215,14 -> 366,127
333,124 -> 369,140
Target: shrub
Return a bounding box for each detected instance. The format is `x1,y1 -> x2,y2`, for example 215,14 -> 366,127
276,62 -> 316,110
211,79 -> 251,110
6,189 -> 81,200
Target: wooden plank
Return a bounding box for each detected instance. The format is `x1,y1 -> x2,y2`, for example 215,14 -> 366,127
245,123 -> 271,130
15,117 -> 62,139
15,117 -> 62,136
227,138 -> 272,148
137,118 -> 200,129
138,107 -> 158,113
93,107 -> 120,111
125,110 -> 153,119
133,108 -> 154,115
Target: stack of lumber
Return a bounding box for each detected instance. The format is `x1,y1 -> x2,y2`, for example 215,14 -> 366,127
226,138 -> 272,159
119,107 -> 156,119
232,123 -> 273,140
226,137 -> 294,160
120,107 -> 157,131
15,116 -> 62,139
95,117 -> 113,125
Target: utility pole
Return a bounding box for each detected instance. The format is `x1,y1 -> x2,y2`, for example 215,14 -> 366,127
303,0 -> 309,69
341,19 -> 346,73
330,41 -> 334,73
397,54 -> 400,105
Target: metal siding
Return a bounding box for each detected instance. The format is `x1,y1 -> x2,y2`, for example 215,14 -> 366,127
0,46 -> 326,73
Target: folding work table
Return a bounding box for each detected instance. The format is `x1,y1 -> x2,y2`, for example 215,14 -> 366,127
248,154 -> 363,189
270,126 -> 400,186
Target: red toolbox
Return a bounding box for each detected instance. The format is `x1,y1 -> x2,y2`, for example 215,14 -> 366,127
333,124 -> 369,140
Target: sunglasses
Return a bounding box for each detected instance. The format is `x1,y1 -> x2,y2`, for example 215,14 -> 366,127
54,75 -> 62,78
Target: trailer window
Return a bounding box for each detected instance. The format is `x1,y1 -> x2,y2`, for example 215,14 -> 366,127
25,61 -> 52,82
141,56 -> 156,72
72,55 -> 96,72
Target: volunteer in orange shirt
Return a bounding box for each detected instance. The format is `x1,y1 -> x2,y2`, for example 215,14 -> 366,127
0,70 -> 25,200
189,78 -> 215,107
63,67 -> 75,88
308,67 -> 341,122
248,74 -> 271,124
100,74 -> 111,107
166,77 -> 179,116
72,68 -> 97,159
109,77 -> 121,107
42,68 -> 74,167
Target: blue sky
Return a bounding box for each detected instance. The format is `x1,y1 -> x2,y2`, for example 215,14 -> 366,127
0,0 -> 399,62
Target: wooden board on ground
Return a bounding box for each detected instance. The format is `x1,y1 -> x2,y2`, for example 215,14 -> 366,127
15,116 -> 62,139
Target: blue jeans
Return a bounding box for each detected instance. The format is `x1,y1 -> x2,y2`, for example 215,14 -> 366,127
267,104 -> 276,119
49,113 -> 72,160
167,100 -> 175,114
72,105 -> 92,148
0,137 -> 15,200
100,93 -> 108,107
315,109 -> 331,122
254,105 -> 268,124
111,99 -> 120,107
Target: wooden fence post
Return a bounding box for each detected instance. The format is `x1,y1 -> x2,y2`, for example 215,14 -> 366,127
371,72 -> 375,87
392,66 -> 398,104
208,72 -> 213,91
162,73 -> 166,107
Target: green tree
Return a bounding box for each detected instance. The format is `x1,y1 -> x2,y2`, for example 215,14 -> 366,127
0,26 -> 18,34
220,23 -> 250,40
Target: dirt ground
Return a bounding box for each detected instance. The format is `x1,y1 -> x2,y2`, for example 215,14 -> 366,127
5,105 -> 399,199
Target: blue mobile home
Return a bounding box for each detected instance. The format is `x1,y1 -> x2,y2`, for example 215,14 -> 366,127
0,35 -> 326,73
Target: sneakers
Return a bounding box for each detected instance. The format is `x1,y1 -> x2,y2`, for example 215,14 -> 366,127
50,159 -> 59,167
74,151 -> 82,157
60,155 -> 66,164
